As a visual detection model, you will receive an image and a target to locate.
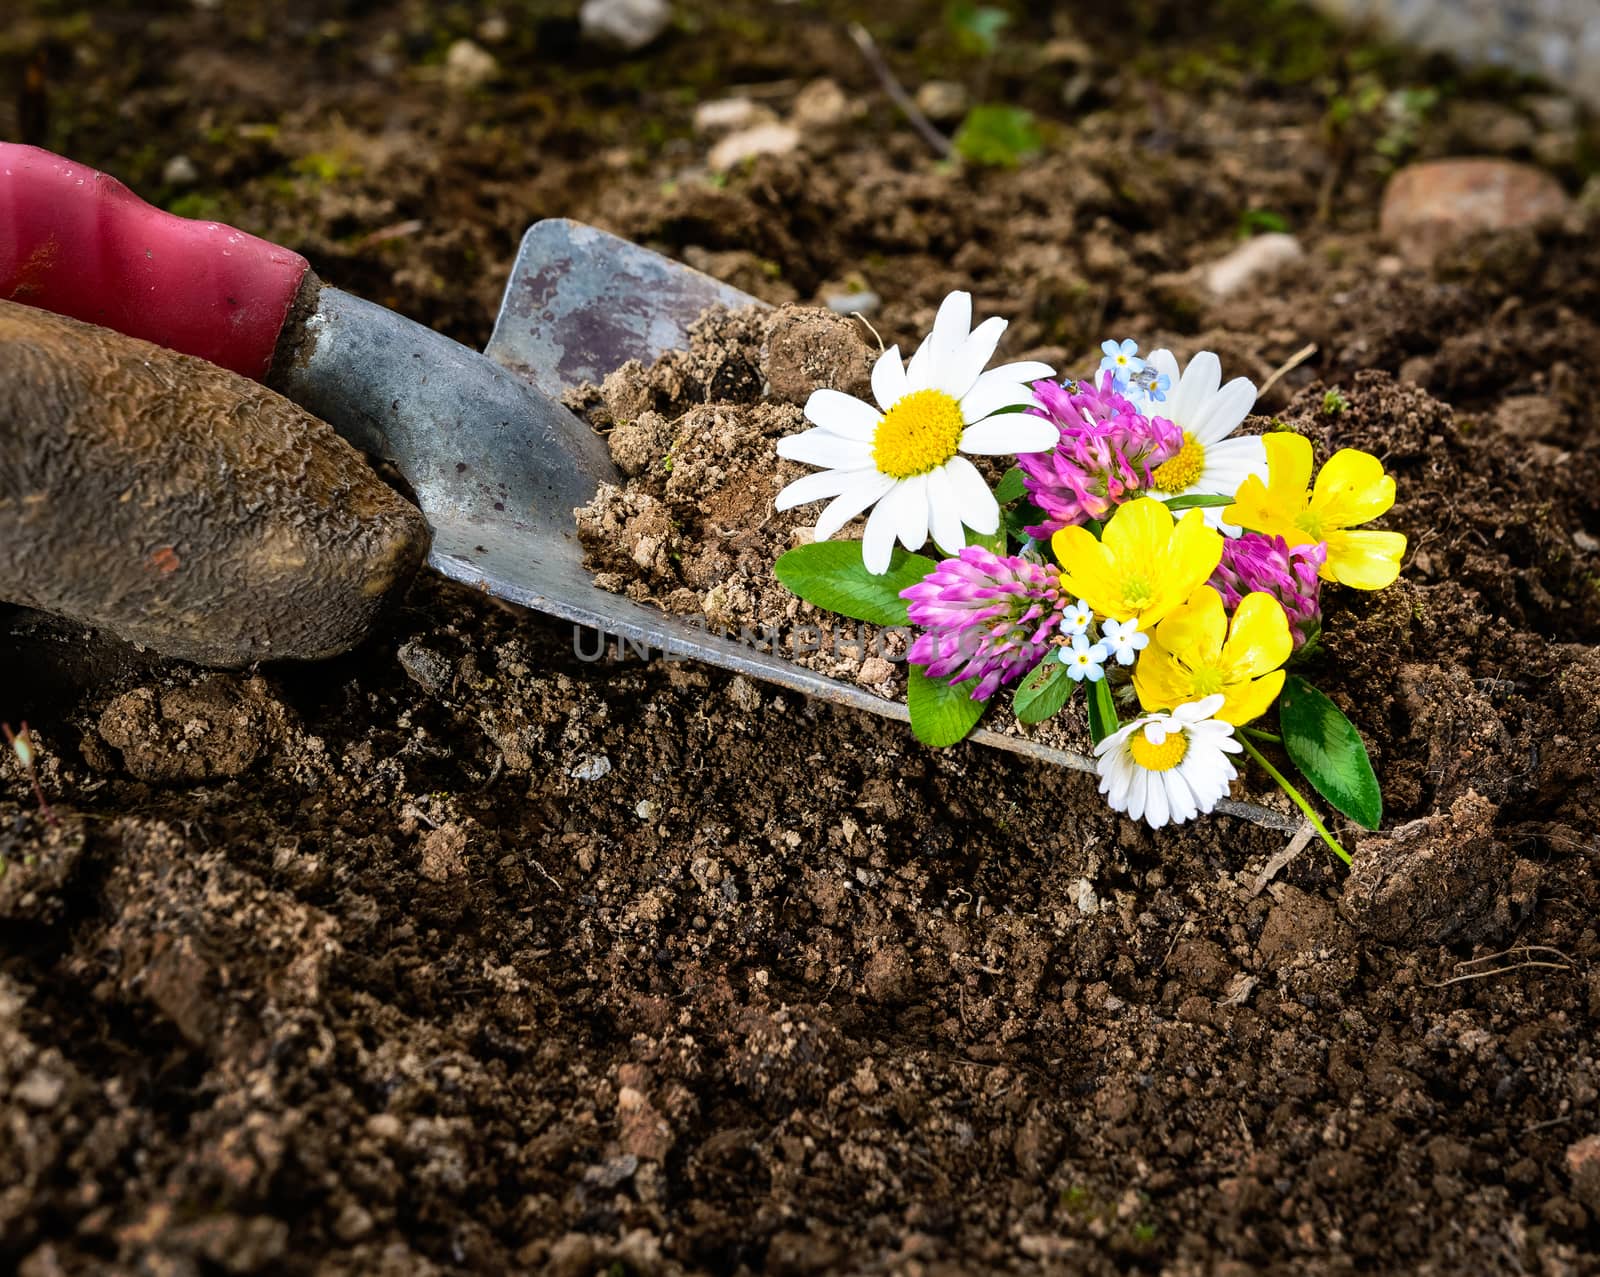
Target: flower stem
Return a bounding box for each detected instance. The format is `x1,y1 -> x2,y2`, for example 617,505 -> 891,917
1241,727 -> 1282,744
1237,735 -> 1351,865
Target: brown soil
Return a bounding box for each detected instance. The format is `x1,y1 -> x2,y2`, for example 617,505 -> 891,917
6,3 -> 1600,1274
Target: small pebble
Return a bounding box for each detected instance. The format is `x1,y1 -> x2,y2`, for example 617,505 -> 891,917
442,39 -> 498,92
570,754 -> 613,781
708,123 -> 800,173
824,290 -> 880,317
693,98 -> 775,136
162,154 -> 199,187
914,80 -> 968,124
790,78 -> 852,130
580,0 -> 672,52
1202,232 -> 1305,299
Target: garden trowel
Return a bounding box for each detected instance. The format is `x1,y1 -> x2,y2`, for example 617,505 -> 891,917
0,143 -> 1289,823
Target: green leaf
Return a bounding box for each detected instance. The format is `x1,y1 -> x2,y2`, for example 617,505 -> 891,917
1237,208 -> 1291,238
994,466 -> 1026,504
966,526 -> 1007,555
1086,676 -> 1119,746
1013,657 -> 1074,725
953,105 -> 1042,168
1160,493 -> 1233,512
1278,674 -> 1383,830
774,541 -> 936,627
947,1 -> 1010,55
1003,500 -> 1047,547
907,665 -> 987,747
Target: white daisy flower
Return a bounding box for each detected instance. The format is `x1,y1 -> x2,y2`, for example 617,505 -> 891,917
774,291 -> 1057,574
1143,350 -> 1267,533
1094,694 -> 1242,829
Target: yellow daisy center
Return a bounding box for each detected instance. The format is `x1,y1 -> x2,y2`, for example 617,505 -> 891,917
872,389 -> 965,480
1151,432 -> 1206,493
1130,728 -> 1188,772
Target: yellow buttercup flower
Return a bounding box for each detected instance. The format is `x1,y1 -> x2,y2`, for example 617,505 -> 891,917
1133,586 -> 1291,726
1052,498 -> 1224,628
1224,432 -> 1406,590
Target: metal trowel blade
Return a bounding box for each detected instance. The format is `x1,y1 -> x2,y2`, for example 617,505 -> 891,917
484,218 -> 761,397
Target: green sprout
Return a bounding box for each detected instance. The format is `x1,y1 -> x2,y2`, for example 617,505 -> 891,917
2,721 -> 55,827
953,105 -> 1041,168
1238,208 -> 1291,238
1322,388 -> 1350,416
946,1 -> 1010,56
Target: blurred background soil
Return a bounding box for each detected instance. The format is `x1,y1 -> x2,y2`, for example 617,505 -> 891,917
4,2 -> 1600,1273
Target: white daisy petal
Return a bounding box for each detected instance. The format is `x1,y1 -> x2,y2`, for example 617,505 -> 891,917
1179,695 -> 1226,721
1190,376 -> 1257,446
1104,767 -> 1131,809
929,290 -> 973,364
895,473 -> 930,551
926,465 -> 967,556
985,360 -> 1056,384
1170,351 -> 1222,425
1127,769 -> 1149,823
1148,348 -> 1181,392
861,487 -> 903,572
903,332 -> 936,393
1201,434 -> 1267,478
938,315 -> 1007,400
776,428 -> 875,470
775,466 -> 870,511
1165,768 -> 1199,825
1146,773 -> 1170,829
959,376 -> 1041,424
870,345 -> 908,413
804,388 -> 883,441
943,456 -> 999,534
813,472 -> 896,541
958,416 -> 1059,456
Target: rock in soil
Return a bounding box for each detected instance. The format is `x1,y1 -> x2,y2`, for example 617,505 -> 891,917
1380,158 -> 1572,265
0,303 -> 429,667
579,0 -> 672,52
1340,788 -> 1514,945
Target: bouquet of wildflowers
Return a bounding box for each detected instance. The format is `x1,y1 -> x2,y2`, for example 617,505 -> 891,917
774,292 -> 1405,861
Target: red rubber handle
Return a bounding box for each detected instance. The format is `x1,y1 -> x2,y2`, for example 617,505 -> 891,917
0,143 -> 310,380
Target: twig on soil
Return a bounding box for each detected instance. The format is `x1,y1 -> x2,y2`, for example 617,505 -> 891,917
1257,343 -> 1318,402
851,312 -> 887,352
1455,943 -> 1574,967
1426,944 -> 1578,988
1247,819 -> 1316,897
352,219 -> 424,251
847,23 -> 954,160
526,855 -> 562,892
1428,962 -> 1574,988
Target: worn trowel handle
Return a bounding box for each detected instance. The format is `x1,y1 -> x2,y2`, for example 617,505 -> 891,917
0,142 -> 311,380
